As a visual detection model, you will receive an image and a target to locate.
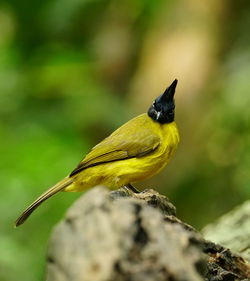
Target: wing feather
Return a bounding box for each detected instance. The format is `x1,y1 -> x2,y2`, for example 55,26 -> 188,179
69,114 -> 160,177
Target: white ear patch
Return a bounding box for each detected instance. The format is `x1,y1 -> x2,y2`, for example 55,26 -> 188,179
156,111 -> 161,120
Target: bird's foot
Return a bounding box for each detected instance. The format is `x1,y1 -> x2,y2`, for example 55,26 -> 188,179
123,183 -> 140,194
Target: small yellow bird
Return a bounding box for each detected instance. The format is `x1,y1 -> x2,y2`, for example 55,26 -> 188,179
15,79 -> 180,227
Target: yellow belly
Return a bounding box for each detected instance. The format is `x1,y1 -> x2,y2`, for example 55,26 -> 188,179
65,121 -> 179,192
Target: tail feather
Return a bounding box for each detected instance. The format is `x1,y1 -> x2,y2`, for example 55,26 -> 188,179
15,178 -> 73,227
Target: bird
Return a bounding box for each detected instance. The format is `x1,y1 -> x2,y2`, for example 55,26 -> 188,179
15,79 -> 180,227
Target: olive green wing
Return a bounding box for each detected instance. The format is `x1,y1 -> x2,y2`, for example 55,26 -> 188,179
69,118 -> 160,177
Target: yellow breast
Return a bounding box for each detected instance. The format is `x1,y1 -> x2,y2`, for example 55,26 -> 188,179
118,120 -> 180,184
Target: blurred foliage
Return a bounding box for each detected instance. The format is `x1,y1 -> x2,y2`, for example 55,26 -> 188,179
0,0 -> 250,280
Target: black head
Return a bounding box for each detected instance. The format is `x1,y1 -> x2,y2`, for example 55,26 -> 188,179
147,79 -> 178,124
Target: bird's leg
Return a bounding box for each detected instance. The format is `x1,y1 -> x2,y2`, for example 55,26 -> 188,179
124,183 -> 140,193
122,186 -> 131,194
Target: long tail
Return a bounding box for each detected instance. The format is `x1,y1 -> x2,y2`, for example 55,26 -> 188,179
15,177 -> 73,227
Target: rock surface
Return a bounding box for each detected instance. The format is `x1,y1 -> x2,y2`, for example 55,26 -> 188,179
46,187 -> 250,281
203,200 -> 250,263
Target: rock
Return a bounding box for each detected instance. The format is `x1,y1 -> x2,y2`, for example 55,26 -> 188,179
203,200 -> 250,263
46,186 -> 250,281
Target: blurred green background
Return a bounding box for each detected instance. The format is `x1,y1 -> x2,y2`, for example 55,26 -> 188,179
1,0 -> 250,280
